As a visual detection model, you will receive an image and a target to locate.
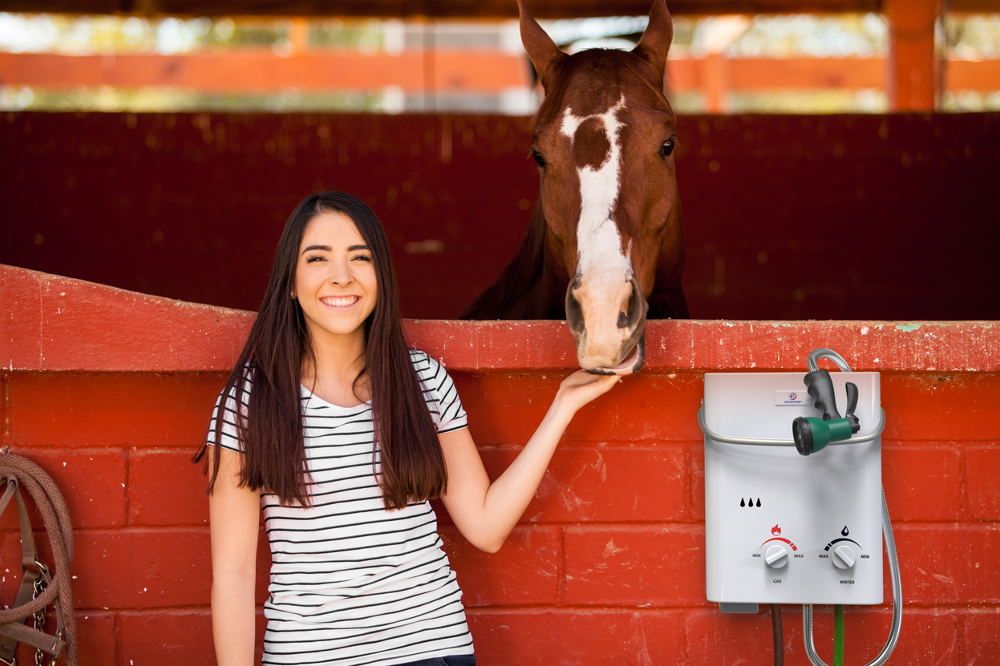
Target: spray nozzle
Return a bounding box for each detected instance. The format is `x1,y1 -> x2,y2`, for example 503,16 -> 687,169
792,369 -> 861,456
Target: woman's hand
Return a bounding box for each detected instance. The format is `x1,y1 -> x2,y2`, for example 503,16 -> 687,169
552,369 -> 620,416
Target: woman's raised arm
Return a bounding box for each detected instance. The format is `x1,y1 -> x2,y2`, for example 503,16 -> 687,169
209,446 -> 262,666
438,370 -> 618,552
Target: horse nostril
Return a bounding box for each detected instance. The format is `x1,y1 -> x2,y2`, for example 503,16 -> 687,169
622,278 -> 645,331
565,283 -> 585,333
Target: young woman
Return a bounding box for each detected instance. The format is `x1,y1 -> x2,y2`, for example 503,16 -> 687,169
196,191 -> 619,666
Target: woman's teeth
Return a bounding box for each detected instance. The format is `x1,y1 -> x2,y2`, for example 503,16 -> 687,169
321,296 -> 359,307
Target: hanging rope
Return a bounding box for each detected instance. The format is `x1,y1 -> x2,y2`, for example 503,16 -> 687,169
0,448 -> 77,666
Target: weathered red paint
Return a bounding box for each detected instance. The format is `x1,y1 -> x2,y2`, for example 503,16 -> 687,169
3,266 -> 998,373
1,267 -> 998,665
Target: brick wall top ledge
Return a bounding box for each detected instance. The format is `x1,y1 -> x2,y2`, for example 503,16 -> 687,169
2,265 -> 996,373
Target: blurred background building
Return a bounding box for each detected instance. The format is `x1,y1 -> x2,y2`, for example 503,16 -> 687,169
0,2 -> 997,114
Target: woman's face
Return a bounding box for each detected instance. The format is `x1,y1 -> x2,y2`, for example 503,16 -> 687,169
293,211 -> 378,346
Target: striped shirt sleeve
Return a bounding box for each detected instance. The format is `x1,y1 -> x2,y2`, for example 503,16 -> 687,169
206,381 -> 249,453
411,351 -> 468,434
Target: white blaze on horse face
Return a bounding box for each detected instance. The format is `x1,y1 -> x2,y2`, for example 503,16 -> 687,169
561,96 -> 636,366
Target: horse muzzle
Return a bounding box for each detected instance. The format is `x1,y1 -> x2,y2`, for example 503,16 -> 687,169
566,273 -> 648,374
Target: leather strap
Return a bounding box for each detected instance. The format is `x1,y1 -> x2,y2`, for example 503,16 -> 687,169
0,622 -> 65,657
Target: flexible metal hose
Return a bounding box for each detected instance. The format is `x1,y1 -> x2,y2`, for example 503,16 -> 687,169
804,488 -> 902,666
807,348 -> 853,373
802,349 -> 902,666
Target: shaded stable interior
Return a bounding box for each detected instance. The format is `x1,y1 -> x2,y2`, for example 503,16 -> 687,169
1,264 -> 998,664
3,111 -> 998,321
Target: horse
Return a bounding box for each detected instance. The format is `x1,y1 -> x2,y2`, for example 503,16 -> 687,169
462,0 -> 688,374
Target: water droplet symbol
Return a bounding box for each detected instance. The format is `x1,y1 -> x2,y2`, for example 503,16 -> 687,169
740,498 -> 745,507
841,526 -> 850,536
756,498 -> 761,507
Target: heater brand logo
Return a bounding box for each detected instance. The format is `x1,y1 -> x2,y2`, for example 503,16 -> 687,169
772,525 -> 781,536
775,390 -> 812,406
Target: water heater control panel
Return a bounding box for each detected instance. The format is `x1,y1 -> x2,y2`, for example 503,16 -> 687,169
703,372 -> 883,606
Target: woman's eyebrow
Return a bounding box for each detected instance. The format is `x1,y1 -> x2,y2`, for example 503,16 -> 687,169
301,244 -> 369,254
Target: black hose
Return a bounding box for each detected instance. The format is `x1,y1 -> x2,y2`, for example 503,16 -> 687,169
771,603 -> 784,666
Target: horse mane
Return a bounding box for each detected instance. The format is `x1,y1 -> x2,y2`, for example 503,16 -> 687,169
460,204 -> 558,320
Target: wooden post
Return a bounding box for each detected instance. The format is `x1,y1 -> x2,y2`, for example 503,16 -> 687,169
702,53 -> 730,114
289,18 -> 310,56
885,0 -> 941,111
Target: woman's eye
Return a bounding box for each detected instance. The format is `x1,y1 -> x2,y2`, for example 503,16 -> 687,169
352,254 -> 372,262
660,140 -> 675,157
306,255 -> 325,263
531,150 -> 546,168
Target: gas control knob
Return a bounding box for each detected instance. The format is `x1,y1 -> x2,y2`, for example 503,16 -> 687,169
832,545 -> 856,569
765,545 -> 789,569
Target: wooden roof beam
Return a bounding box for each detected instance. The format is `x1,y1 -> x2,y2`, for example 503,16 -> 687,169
885,0 -> 940,111
2,0 -> 998,19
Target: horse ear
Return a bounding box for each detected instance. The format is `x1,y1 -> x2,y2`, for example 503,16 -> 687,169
633,0 -> 674,84
518,0 -> 565,90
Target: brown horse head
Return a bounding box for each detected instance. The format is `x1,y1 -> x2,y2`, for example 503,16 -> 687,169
520,0 -> 685,373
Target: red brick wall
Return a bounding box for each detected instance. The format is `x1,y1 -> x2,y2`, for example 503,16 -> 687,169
1,264 -> 998,665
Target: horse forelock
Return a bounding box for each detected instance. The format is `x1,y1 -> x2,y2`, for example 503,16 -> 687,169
533,50 -> 668,128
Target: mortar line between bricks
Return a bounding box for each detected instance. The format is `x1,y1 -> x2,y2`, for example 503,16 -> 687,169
460,603 -> 1000,612
467,604 -> 714,611
960,445 -> 970,523
889,520 -> 1000,525
957,611 -> 967,666
114,610 -> 123,666
86,604 -> 265,614
507,522 -> 706,527
123,445 -> 132,526
557,525 -> 566,607
83,604 -> 1000,616
476,441 -> 705,450
35,526 -> 212,533
0,374 -> 9,443
498,519 -> 1000,527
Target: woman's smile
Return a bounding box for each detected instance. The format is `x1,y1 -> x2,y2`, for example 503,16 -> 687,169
320,295 -> 361,308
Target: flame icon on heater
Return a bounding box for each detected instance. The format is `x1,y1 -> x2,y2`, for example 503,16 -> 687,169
842,526 -> 850,536
772,525 -> 781,536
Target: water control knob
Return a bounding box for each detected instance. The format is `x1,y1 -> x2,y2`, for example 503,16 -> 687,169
832,545 -> 856,569
765,544 -> 789,568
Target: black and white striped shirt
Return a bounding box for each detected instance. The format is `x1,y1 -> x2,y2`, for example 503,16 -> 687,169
210,351 -> 474,666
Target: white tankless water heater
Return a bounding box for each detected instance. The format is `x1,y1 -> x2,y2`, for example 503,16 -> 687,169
700,371 -> 884,609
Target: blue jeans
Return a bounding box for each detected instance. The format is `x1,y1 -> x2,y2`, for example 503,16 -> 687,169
395,657 -> 476,666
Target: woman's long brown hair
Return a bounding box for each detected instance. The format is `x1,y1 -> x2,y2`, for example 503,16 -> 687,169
194,191 -> 446,510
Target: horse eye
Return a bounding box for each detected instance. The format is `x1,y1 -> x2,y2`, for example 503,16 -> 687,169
660,140 -> 675,157
531,150 -> 547,168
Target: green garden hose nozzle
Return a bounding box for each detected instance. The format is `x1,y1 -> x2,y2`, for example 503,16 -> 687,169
792,370 -> 861,456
